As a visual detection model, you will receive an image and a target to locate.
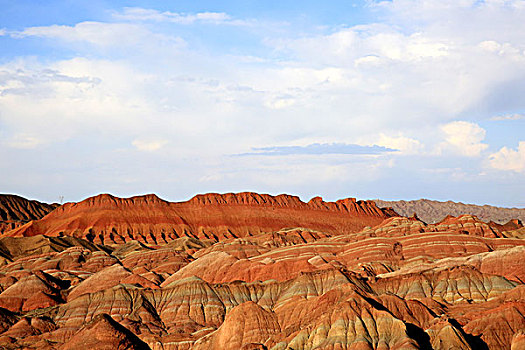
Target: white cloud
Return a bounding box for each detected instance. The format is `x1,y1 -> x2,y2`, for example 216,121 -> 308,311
489,141 -> 525,172
5,1 -> 525,148
262,5 -> 525,128
490,113 -> 525,121
13,22 -> 184,48
113,7 -> 250,26
269,24 -> 450,66
132,139 -> 168,151
4,134 -> 41,149
242,143 -> 394,156
374,134 -> 423,155
354,55 -> 382,67
0,58 -> 158,144
440,121 -> 488,157
479,40 -> 502,53
16,22 -> 138,44
369,31 -> 449,61
265,96 -> 296,109
2,0 -> 525,205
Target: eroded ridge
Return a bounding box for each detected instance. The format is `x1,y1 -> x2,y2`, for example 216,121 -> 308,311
0,193 -> 523,349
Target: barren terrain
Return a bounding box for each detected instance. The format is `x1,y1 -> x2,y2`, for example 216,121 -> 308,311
0,193 -> 523,349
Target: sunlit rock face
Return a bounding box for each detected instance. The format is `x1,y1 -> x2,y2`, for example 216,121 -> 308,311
0,192 -> 523,349
6,192 -> 395,244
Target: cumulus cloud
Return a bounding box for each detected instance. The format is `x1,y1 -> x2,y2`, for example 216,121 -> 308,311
373,134 -> 423,155
270,1 -> 525,117
4,1 -> 524,151
489,141 -> 525,172
440,121 -> 488,157
0,58 -> 159,144
2,0 -> 525,205
268,25 -> 450,66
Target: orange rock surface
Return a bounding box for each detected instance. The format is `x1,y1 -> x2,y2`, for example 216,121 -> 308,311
0,195 -> 57,234
0,192 -> 522,349
60,313 -> 150,350
6,193 -> 395,244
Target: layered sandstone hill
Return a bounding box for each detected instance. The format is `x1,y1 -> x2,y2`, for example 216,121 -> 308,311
6,193 -> 396,244
0,195 -> 57,234
358,214 -> 523,239
0,193 -> 523,349
0,228 -> 522,349
374,198 -> 525,224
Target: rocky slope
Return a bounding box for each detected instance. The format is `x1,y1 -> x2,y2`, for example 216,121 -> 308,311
6,193 -> 396,244
0,195 -> 57,234
0,193 -> 523,349
374,198 -> 525,224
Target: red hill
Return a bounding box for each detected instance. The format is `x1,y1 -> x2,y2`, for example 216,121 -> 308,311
5,192 -> 397,244
0,194 -> 57,233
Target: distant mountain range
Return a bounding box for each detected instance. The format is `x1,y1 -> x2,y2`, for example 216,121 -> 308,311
374,198 -> 525,224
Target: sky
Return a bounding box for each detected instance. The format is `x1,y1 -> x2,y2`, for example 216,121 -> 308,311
1,0 -> 524,207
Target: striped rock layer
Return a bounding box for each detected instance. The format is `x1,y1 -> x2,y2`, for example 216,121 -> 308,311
6,193 -> 396,244
0,195 -> 57,234
0,193 -> 522,349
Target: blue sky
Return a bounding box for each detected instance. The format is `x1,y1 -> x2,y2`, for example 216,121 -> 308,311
1,0 -> 524,207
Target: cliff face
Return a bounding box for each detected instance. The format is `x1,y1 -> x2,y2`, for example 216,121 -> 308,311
0,194 -> 57,233
374,198 -> 525,224
6,192 -> 396,244
0,192 -> 524,349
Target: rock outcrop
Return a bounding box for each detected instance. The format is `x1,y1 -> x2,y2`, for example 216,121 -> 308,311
0,195 -> 57,234
60,313 -> 151,350
0,192 -> 522,349
374,198 -> 525,224
6,192 -> 396,244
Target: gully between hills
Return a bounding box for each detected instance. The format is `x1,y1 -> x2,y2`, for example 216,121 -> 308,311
0,192 -> 524,350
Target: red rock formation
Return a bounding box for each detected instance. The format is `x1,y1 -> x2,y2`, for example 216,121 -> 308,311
6,192 -> 396,244
0,271 -> 65,312
193,301 -> 280,350
60,313 -> 151,350
0,192 -> 522,349
66,264 -> 158,301
433,214 -> 501,237
0,195 -> 57,234
0,234 -> 107,266
0,195 -> 56,222
512,331 -> 525,350
0,307 -> 17,333
358,216 -> 427,238
244,227 -> 332,248
490,218 -> 523,232
360,213 -> 512,238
